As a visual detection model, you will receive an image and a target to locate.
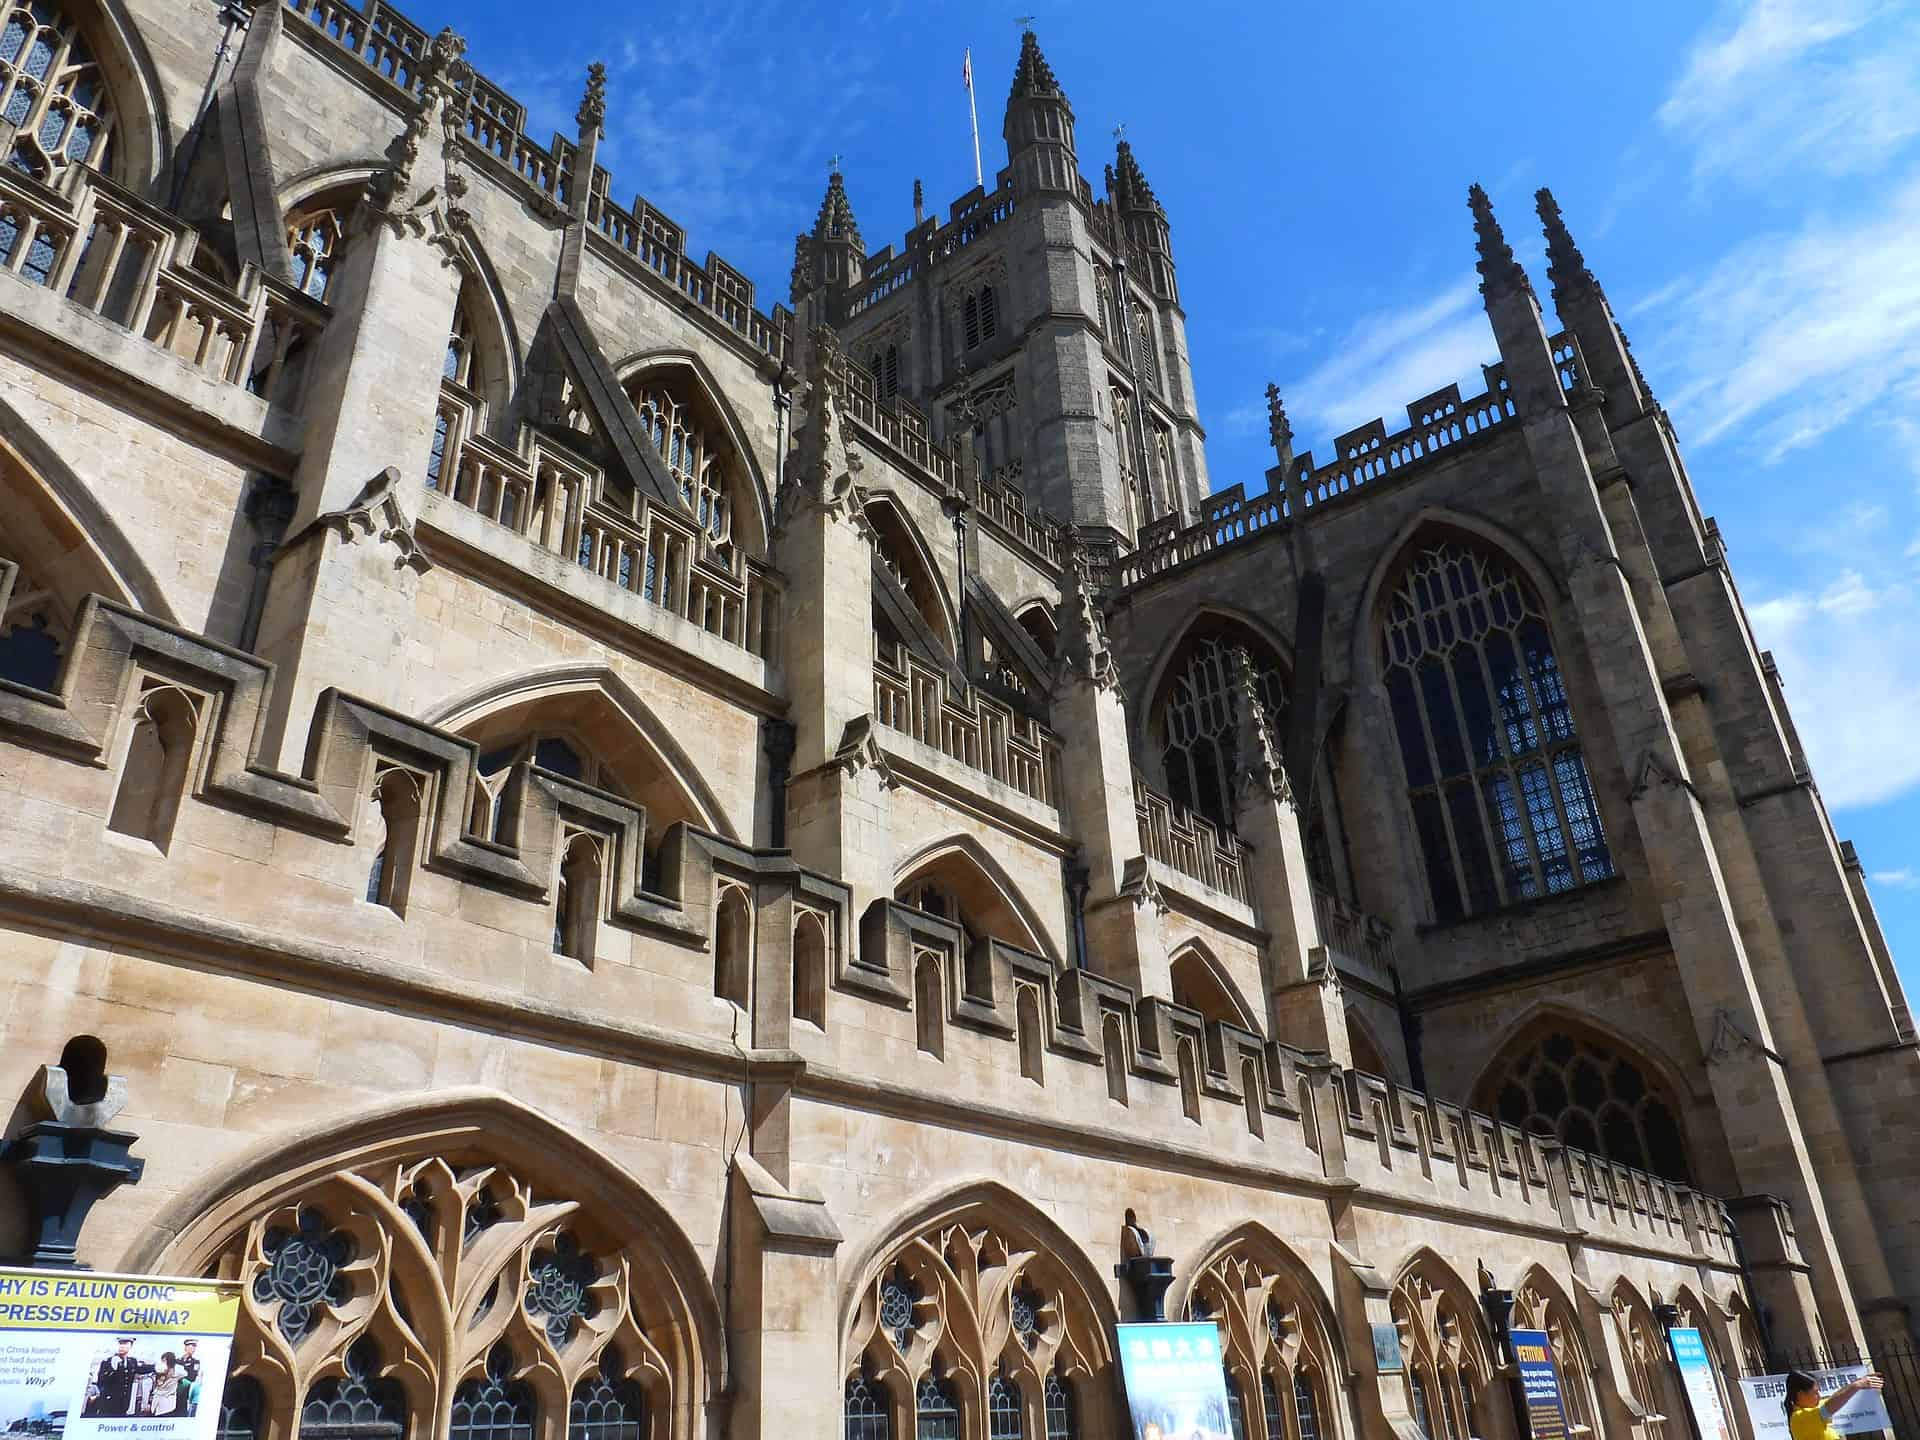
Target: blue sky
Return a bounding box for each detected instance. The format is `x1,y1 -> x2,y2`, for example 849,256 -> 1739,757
434,0 -> 1920,1003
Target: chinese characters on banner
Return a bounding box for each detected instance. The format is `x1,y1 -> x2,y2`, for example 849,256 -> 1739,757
0,1268 -> 241,1440
1508,1328 -> 1568,1440
1736,1365 -> 1893,1440
1116,1322 -> 1235,1440
1668,1328 -> 1735,1440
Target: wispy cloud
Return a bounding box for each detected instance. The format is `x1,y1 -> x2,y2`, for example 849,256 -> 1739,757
1658,0 -> 1920,185
1635,174 -> 1920,462
1873,867 -> 1920,889
1748,560 -> 1920,810
1281,280 -> 1496,451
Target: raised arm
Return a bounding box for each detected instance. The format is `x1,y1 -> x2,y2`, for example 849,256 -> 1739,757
1823,1374 -> 1885,1418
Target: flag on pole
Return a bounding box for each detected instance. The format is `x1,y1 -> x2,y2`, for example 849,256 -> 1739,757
963,47 -> 973,90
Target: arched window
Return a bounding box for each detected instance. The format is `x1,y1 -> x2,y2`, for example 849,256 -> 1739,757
845,1372 -> 891,1440
988,1372 -> 1023,1440
363,768 -> 423,916
1156,630 -> 1287,832
1612,1293 -> 1673,1440
1184,1233 -> 1345,1440
569,1361 -> 644,1440
916,1375 -> 960,1440
445,297 -> 477,385
286,194 -> 351,303
466,732 -> 627,843
1408,1372 -> 1433,1440
1513,1277 -> 1600,1440
962,285 -> 998,351
1480,1023 -> 1691,1181
1136,312 -> 1158,389
0,0 -> 116,180
714,883 -> 751,1006
0,552 -> 64,690
449,1345 -> 534,1440
1109,384 -> 1146,539
298,1340 -> 407,1440
869,345 -> 900,402
868,498 -> 955,656
1379,535 -> 1614,923
107,683 -> 200,851
1225,1380 -> 1246,1440
216,1376 -> 264,1440
632,380 -> 733,548
1393,1265 -> 1491,1440
1042,1371 -> 1074,1440
793,908 -> 828,1028
554,832 -> 603,962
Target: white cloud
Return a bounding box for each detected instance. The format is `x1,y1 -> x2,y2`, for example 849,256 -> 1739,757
1636,173 -> 1920,462
1281,280 -> 1497,454
1659,0 -> 1920,184
1873,867 -> 1920,889
1747,564 -> 1920,810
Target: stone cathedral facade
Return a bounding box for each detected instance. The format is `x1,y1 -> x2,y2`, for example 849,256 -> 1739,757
0,5 -> 1914,1440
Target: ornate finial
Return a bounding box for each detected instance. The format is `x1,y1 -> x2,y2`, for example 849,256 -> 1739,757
1009,27 -> 1062,99
1535,186 -> 1593,298
1265,383 -> 1293,453
1469,183 -> 1529,298
789,232 -> 815,306
576,61 -> 607,136
1054,528 -> 1118,694
1112,122 -> 1126,142
829,153 -> 843,175
812,169 -> 863,252
1231,646 -> 1289,804
913,177 -> 924,207
368,26 -> 470,220
1112,136 -> 1158,212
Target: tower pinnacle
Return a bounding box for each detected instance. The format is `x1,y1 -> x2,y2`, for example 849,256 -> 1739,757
1112,138 -> 1160,214
1535,186 -> 1593,300
1468,184 -> 1529,298
1009,29 -> 1063,101
812,168 -> 863,251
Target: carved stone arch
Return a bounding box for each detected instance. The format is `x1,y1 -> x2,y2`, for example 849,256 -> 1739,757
613,349 -> 772,559
1167,937 -> 1257,1032
1608,1278 -> 1681,1439
839,1179 -> 1120,1440
0,407 -> 174,686
1,0 -> 171,188
1343,1008 -> 1392,1080
1511,1264 -> 1605,1435
1391,1247 -> 1499,1440
893,832 -> 1060,964
422,663 -> 738,842
275,160 -> 387,213
441,228 -> 523,429
1468,1003 -> 1699,1184
1170,1220 -> 1348,1376
275,163 -> 382,305
130,1087 -> 726,1440
1010,597 -> 1057,661
1346,505 -> 1569,690
1134,601 -> 1296,741
864,491 -> 959,656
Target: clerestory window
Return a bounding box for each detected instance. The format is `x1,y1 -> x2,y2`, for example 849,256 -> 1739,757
1379,535 -> 1613,924
1157,633 -> 1287,832
0,0 -> 115,180
633,380 -> 733,548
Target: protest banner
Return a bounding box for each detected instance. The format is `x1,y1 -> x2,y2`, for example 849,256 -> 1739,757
1669,1327 -> 1735,1440
1117,1322 -> 1235,1440
1736,1365 -> 1893,1440
0,1268 -> 241,1440
1509,1328 -> 1569,1440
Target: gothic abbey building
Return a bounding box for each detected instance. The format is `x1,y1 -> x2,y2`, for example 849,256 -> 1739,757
0,4 -> 1913,1440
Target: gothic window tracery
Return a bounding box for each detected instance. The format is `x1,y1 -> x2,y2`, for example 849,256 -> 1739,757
1482,1025 -> 1690,1182
1135,313 -> 1158,390
1392,1266 -> 1491,1440
1378,534 -> 1613,924
1611,1293 -> 1673,1440
1511,1278 -> 1599,1437
202,1145 -> 691,1440
287,197 -> 350,303
1155,631 -> 1287,833
1183,1240 -> 1343,1440
844,1212 -> 1113,1440
632,381 -> 732,549
0,550 -> 65,691
1108,385 -> 1146,539
0,0 -> 116,180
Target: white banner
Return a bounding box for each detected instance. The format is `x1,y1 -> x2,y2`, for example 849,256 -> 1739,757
0,1268 -> 241,1440
1736,1366 -> 1893,1440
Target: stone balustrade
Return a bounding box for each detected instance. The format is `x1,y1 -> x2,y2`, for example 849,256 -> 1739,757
872,639 -> 1061,807
1133,774 -> 1247,905
0,164 -> 327,407
1313,884 -> 1398,990
428,384 -> 780,659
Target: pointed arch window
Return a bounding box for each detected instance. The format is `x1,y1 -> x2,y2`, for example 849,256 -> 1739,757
988,1372 -> 1023,1440
1042,1371 -> 1074,1440
1135,312 -> 1158,389
1483,1025 -> 1691,1181
915,1375 -> 960,1440
631,378 -> 739,550
1109,385 -> 1146,540
450,1346 -> 534,1440
1293,1373 -> 1321,1440
0,0 -> 116,180
1379,535 -> 1613,923
286,197 -> 350,303
568,1362 -> 644,1440
298,1341 -> 406,1440
1156,632 -> 1287,833
869,345 -> 900,402
962,285 -> 998,351
845,1372 -> 891,1440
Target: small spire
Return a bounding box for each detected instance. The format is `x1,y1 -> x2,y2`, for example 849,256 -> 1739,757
576,61 -> 607,137
812,168 -> 863,251
1265,383 -> 1294,466
1112,138 -> 1159,213
1009,28 -> 1063,101
1535,186 -> 1593,298
1469,183 -> 1529,298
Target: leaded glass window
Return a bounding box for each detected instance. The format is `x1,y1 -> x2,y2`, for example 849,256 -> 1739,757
1043,1372 -> 1074,1440
1158,634 -> 1287,831
1110,385 -> 1146,539
1380,536 -> 1612,923
568,1363 -> 643,1440
846,1373 -> 891,1440
1225,1379 -> 1246,1440
0,555 -> 63,690
0,0 -> 114,179
915,1375 -> 960,1440
632,381 -> 732,547
255,1206 -> 353,1346
1259,1375 -> 1284,1440
1409,1371 -> 1433,1440
1488,1026 -> 1691,1181
450,1346 -> 533,1440
879,1266 -> 918,1350
287,204 -> 346,302
1458,1372 -> 1477,1439
987,1372 -> 1023,1440
299,1341 -> 406,1440
216,1376 -> 263,1440
1293,1374 -> 1320,1440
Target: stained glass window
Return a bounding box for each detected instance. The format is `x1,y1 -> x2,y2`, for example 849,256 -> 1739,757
846,1373 -> 891,1440
1490,1027 -> 1691,1181
1042,1372 -> 1074,1440
299,1342 -> 406,1440
1158,634 -> 1287,831
915,1375 -> 960,1440
1380,536 -> 1613,922
987,1372 -> 1023,1440
450,1346 -> 534,1440
0,0 -> 114,179
568,1364 -> 643,1440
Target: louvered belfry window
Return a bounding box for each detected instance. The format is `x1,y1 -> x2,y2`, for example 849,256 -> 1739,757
1380,536 -> 1613,923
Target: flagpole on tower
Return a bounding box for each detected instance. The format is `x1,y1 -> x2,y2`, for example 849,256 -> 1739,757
963,46 -> 983,188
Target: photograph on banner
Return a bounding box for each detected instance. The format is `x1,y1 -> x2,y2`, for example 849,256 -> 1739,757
0,1268 -> 240,1440
1509,1328 -> 1569,1440
1737,1365 -> 1894,1440
1668,1328 -> 1735,1440
1117,1322 -> 1235,1440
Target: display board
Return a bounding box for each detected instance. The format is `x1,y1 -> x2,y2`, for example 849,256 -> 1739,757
1509,1327 -> 1569,1440
1736,1364 -> 1893,1440
1117,1322 -> 1236,1440
0,1268 -> 241,1440
1668,1327 -> 1735,1440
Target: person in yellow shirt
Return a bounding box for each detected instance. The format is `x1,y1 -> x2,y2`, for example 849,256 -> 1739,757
1783,1370 -> 1885,1440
